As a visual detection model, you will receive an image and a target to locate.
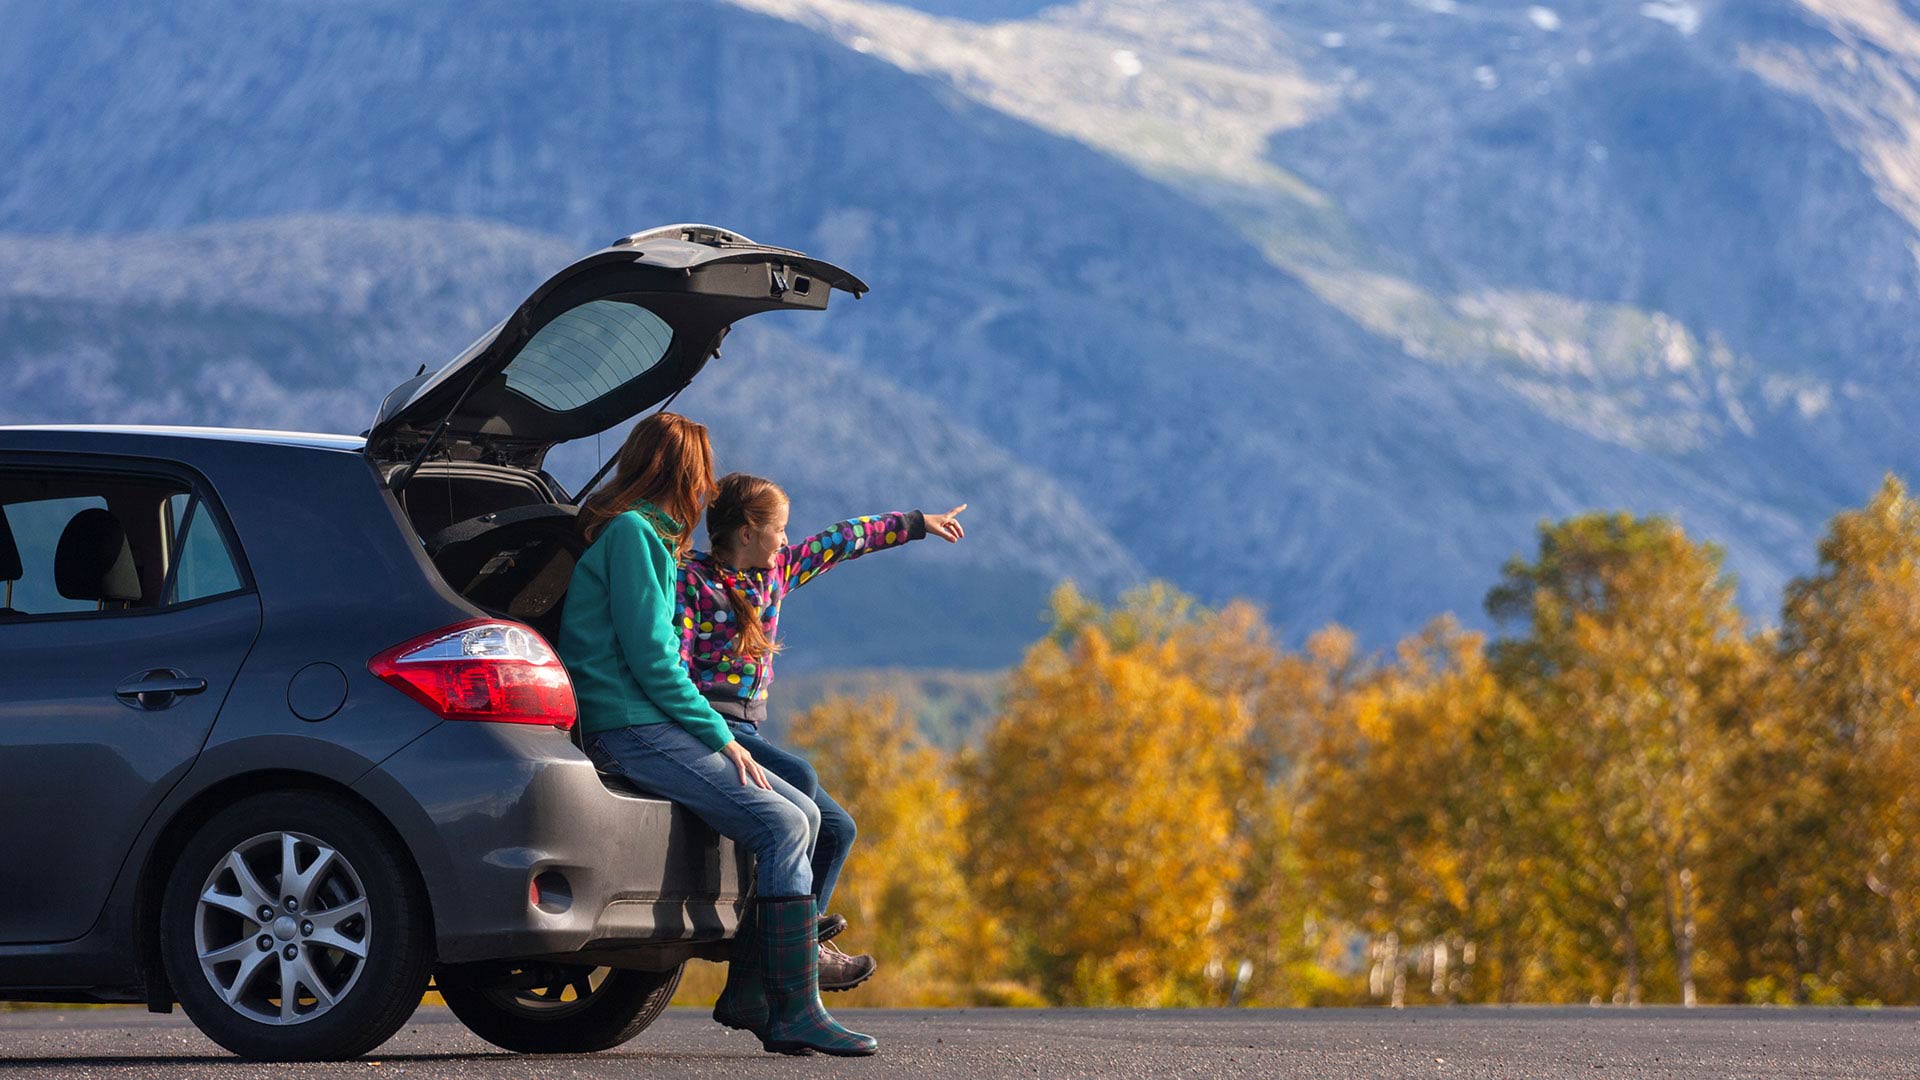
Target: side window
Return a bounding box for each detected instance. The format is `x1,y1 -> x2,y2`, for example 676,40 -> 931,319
0,466 -> 247,619
163,493 -> 244,604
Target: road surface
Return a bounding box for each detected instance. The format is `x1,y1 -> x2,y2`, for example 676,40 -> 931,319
2,1004 -> 1917,1078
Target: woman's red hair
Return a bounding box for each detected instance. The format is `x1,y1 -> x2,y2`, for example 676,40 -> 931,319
576,412 -> 717,562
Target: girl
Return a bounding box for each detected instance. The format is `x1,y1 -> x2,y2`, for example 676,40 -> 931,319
555,414 -> 875,1057
682,473 -> 966,1022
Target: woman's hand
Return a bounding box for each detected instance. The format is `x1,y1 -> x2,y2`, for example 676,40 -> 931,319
722,740 -> 773,790
924,504 -> 967,543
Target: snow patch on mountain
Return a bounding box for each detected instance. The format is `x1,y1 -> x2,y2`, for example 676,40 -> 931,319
1639,1 -> 1702,36
724,0 -> 1335,193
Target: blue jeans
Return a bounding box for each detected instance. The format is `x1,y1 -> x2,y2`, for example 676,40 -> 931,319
727,720 -> 858,911
584,722 -> 821,897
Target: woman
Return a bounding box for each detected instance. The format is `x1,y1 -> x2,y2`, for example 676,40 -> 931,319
684,473 -> 967,1011
555,412 -> 876,1058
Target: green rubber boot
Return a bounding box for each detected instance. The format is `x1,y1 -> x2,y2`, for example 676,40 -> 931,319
712,901 -> 770,1035
756,895 -> 878,1057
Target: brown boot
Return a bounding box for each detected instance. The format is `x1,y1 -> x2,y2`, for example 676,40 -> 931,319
817,939 -> 876,993
817,912 -> 848,943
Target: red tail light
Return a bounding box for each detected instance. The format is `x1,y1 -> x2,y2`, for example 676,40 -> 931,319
369,619 -> 576,729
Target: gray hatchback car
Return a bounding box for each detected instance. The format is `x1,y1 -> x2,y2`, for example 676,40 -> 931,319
0,225 -> 867,1061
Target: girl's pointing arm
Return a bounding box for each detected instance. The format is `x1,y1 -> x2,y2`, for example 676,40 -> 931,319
776,510 -> 925,594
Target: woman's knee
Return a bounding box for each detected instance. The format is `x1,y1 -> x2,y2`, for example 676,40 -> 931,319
755,797 -> 814,854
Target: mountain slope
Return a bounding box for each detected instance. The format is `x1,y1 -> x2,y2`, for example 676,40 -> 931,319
0,216 -> 1140,667
1,0 -> 1912,645
728,0 -> 1920,613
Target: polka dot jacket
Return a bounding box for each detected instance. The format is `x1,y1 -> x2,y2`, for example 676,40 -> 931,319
678,510 -> 927,704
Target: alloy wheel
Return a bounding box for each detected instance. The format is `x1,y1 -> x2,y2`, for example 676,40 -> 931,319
193,831 -> 372,1025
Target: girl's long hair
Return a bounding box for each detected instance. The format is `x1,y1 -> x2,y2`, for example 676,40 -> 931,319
707,472 -> 789,660
576,412 -> 716,563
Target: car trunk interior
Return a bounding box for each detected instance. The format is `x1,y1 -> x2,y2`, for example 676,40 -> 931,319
389,462 -> 564,538
388,462 -> 583,644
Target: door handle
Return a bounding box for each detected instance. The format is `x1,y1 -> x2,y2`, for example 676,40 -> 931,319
114,669 -> 209,711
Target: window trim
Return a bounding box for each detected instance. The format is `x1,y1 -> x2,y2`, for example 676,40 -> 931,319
0,451 -> 256,624
160,492 -> 199,606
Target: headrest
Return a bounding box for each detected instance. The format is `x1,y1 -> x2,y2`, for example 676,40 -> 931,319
55,508 -> 141,602
0,507 -> 19,583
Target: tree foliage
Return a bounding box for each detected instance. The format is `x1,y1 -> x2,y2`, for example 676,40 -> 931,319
674,478 -> 1920,1008
968,623 -> 1252,1005
787,694 -> 987,1005
1716,476 -> 1920,1003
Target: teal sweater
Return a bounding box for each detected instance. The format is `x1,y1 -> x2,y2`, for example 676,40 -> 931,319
556,508 -> 733,751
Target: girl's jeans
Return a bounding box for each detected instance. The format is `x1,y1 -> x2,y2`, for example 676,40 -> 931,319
584,721 -> 821,897
725,719 -> 858,911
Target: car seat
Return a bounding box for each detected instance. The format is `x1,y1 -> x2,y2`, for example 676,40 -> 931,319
54,507 -> 143,610
0,507 -> 21,617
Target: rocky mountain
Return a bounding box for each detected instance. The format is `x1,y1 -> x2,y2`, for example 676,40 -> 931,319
752,1 -> 1920,493
3,0 -> 1916,659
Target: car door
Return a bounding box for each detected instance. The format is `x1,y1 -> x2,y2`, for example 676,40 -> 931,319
0,457 -> 261,944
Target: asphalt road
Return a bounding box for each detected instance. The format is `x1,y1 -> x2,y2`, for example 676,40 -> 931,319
2,1005 -> 1918,1079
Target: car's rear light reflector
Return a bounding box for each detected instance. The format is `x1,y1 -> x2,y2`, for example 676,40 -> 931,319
369,620 -> 576,729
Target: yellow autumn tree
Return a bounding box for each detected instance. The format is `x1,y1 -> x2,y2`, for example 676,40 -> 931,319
1217,622 -> 1373,1006
785,694 -> 990,1005
1298,617 -> 1535,1004
1488,512 -> 1756,1005
967,621 -> 1253,1006
1038,584 -> 1352,1004
1717,475 -> 1920,1003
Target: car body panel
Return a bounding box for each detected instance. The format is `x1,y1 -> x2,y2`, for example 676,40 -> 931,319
0,591 -> 262,942
353,720 -> 746,966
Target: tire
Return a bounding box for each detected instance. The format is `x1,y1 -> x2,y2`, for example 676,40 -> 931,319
159,791 -> 433,1061
437,962 -> 683,1054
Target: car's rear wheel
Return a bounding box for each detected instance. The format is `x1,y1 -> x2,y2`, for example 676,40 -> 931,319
159,791 -> 432,1061
437,961 -> 683,1053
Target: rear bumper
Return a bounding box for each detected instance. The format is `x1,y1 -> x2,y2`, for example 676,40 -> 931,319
353,721 -> 749,965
